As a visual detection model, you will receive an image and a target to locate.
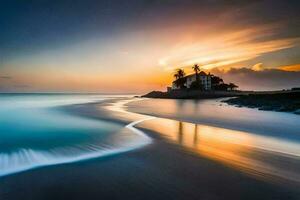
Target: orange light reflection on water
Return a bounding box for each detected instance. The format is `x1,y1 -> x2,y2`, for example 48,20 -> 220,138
137,118 -> 300,185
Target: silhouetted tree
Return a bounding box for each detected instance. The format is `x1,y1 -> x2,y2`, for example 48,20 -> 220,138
228,83 -> 238,91
211,75 -> 224,90
192,64 -> 201,84
211,75 -> 223,85
215,83 -> 229,91
190,81 -> 204,90
174,74 -> 179,80
174,69 -> 186,89
176,69 -> 185,79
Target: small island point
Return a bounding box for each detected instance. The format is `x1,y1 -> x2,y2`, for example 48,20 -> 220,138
143,64 -> 300,114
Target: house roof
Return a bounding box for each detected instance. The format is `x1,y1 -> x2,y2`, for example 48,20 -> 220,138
172,71 -> 210,83
199,71 -> 207,76
185,71 -> 208,78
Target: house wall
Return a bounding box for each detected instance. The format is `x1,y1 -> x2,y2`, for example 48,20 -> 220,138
172,82 -> 180,90
170,74 -> 212,91
186,75 -> 211,90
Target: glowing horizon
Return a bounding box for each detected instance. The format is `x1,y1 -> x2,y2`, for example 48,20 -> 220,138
1,1 -> 300,92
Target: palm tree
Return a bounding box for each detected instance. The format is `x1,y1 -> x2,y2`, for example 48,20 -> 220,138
192,64 -> 201,88
176,69 -> 185,79
174,69 -> 186,89
174,73 -> 179,80
211,75 -> 223,88
192,64 -> 200,74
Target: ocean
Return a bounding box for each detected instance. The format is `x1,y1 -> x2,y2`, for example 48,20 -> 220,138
1,94 -> 300,186
1,94 -> 300,200
0,94 -> 149,177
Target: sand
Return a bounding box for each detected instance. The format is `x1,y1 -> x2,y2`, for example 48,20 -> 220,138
1,98 -> 299,200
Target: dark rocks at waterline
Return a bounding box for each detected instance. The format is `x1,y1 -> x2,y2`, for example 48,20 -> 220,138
142,90 -> 242,99
224,91 -> 300,114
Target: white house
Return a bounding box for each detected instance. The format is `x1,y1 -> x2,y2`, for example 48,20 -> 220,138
171,71 -> 211,90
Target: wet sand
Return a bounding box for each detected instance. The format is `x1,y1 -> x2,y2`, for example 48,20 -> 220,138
1,98 -> 299,200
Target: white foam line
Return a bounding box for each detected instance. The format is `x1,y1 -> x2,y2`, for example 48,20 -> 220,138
0,98 -> 157,177
126,117 -> 156,140
0,117 -> 156,178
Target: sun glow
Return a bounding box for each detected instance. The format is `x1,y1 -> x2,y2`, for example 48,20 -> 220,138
158,25 -> 300,71
1,14 -> 300,92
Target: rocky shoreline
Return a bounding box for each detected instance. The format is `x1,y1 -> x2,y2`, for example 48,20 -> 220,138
142,90 -> 242,99
223,91 -> 300,114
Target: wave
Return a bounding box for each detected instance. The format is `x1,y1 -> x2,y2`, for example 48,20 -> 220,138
0,117 -> 154,177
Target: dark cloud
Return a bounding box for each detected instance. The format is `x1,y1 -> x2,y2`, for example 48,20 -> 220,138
0,0 -> 299,61
0,76 -> 12,79
210,68 -> 300,91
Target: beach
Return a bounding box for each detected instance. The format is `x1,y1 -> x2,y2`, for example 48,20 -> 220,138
1,96 -> 300,200
2,1 -> 300,199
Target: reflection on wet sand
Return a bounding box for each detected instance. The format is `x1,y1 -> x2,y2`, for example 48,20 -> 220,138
137,118 -> 300,186
106,98 -> 300,186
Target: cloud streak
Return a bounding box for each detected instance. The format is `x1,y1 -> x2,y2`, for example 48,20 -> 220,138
279,64 -> 300,71
159,25 -> 300,71
0,1 -> 299,92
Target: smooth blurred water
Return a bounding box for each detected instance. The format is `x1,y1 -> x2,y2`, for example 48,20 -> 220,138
128,98 -> 300,141
0,94 -> 148,177
127,98 -> 300,185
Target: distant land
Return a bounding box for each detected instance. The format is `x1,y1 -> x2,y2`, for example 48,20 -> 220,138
142,65 -> 300,115
142,90 -> 242,99
142,89 -> 300,115
223,90 -> 300,115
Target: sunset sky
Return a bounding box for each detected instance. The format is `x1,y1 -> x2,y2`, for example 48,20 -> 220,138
1,0 -> 300,92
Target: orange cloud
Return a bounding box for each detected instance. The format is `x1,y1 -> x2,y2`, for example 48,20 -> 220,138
279,64 -> 300,71
159,25 -> 300,71
251,63 -> 264,71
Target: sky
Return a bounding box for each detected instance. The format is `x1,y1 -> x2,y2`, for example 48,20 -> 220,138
0,0 -> 300,92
